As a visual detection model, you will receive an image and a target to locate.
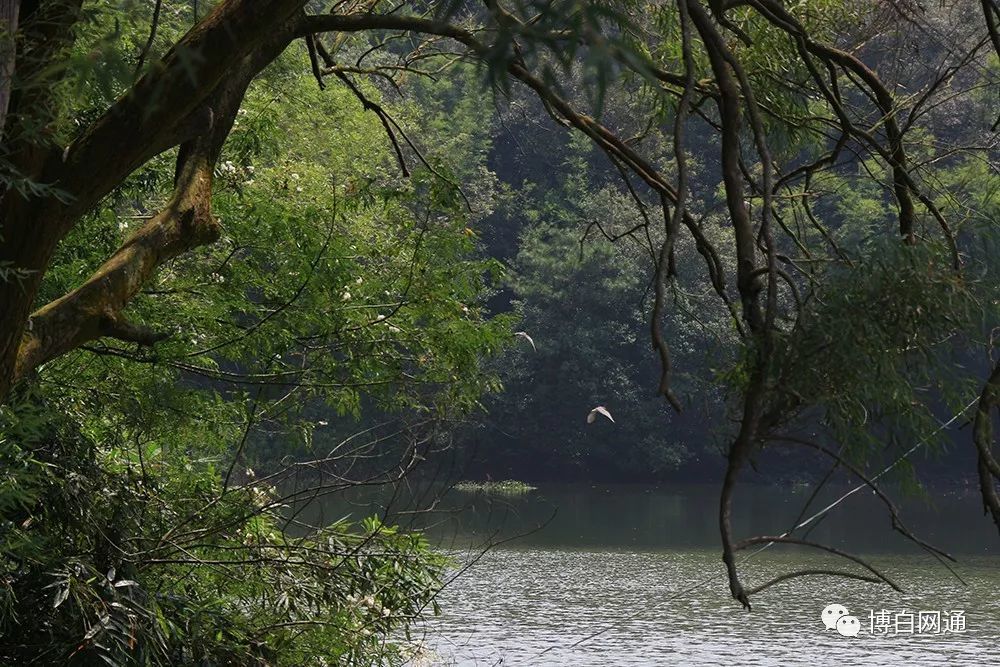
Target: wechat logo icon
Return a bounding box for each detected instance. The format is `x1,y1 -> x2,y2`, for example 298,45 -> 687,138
822,603 -> 861,637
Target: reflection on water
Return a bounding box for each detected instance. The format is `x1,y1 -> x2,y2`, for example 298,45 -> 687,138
302,483 -> 1000,665
307,482 -> 998,554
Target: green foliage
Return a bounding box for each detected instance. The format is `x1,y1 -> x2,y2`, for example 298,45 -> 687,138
0,389 -> 445,666
3,1 -> 999,653
774,240 -> 980,458
3,6 -> 515,665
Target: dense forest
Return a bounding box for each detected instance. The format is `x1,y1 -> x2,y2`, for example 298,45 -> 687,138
0,0 -> 998,664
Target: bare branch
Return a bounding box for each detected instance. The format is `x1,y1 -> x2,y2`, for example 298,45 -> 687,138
736,535 -> 903,591
745,569 -> 883,596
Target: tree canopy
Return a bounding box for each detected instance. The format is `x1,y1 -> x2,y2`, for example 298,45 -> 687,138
1,0 -> 999,662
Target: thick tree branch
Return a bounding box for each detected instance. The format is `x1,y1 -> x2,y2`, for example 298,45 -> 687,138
0,0 -> 307,401
689,1 -> 763,334
688,0 -> 779,611
100,315 -> 171,346
11,14 -> 298,383
15,140 -> 217,378
650,0 -> 696,413
974,359 -> 1000,533
748,0 -> 962,257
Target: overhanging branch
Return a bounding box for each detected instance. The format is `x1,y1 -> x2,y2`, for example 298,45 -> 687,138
12,23 -> 296,381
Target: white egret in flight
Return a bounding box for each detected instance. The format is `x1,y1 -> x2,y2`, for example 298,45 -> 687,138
587,406 -> 615,424
514,331 -> 536,351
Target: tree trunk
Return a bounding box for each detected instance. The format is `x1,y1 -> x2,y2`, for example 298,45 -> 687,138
0,196 -> 59,403
0,0 -> 18,139
0,0 -> 305,405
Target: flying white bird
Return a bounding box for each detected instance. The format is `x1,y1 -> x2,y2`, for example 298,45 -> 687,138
587,406 -> 615,424
514,331 -> 536,352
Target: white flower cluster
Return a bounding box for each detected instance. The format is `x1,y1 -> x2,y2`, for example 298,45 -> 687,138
345,593 -> 392,618
216,160 -> 255,187
249,486 -> 271,505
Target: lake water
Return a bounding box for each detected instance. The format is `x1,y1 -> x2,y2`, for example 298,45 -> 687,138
308,483 -> 1000,665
